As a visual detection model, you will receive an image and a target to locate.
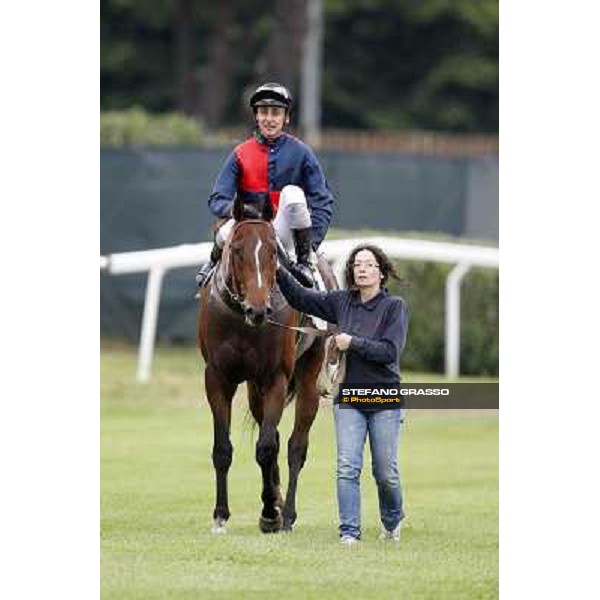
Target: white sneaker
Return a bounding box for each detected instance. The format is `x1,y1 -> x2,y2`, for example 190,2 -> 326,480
379,524 -> 401,542
340,535 -> 360,546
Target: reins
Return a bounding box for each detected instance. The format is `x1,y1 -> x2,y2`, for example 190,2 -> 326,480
266,318 -> 336,337
211,219 -> 337,339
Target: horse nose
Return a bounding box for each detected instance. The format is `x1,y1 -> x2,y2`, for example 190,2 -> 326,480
244,306 -> 267,326
266,305 -> 273,316
253,308 -> 267,325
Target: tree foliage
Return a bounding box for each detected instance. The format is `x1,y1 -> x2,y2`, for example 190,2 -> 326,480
101,0 -> 498,132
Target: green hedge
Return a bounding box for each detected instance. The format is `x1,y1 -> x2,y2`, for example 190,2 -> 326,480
101,108 -> 206,146
386,261 -> 498,376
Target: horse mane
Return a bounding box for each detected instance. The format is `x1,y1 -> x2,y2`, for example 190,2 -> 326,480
232,195 -> 274,222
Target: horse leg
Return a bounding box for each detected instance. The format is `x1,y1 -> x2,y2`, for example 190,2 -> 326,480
255,373 -> 287,533
282,345 -> 323,531
271,447 -> 284,510
248,382 -> 284,512
205,364 -> 237,534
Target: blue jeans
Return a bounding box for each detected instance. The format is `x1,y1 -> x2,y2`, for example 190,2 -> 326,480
333,405 -> 404,539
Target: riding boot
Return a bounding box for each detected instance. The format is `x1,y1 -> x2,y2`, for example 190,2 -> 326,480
291,227 -> 315,288
196,242 -> 222,288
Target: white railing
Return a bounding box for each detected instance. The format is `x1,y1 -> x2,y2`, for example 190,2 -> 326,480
100,237 -> 498,382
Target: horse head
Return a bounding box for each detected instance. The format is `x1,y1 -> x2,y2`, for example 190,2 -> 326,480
224,195 -> 277,327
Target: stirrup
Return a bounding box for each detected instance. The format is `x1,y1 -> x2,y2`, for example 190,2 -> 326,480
196,262 -> 215,288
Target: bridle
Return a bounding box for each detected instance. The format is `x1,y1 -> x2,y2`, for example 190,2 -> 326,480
218,219 -> 276,312
215,219 -> 336,337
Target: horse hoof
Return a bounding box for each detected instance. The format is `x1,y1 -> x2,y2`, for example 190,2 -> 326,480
211,518 -> 227,535
259,510 -> 283,534
282,510 -> 296,532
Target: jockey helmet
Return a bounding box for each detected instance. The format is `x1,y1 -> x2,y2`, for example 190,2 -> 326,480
250,82 -> 293,111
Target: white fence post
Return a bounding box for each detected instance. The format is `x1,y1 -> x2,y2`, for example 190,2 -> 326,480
137,266 -> 166,383
101,238 -> 497,382
445,263 -> 472,378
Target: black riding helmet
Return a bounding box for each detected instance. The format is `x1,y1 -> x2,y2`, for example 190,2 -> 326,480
249,82 -> 293,111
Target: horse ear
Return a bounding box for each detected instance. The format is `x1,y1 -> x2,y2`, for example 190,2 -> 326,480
261,197 -> 274,221
232,195 -> 245,221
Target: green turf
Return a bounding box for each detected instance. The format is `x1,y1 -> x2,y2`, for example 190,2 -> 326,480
101,346 -> 498,599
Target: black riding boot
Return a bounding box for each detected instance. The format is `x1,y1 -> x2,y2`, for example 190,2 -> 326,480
291,227 -> 315,288
196,242 -> 222,288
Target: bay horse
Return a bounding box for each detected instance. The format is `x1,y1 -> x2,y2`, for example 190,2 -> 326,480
197,195 -> 337,533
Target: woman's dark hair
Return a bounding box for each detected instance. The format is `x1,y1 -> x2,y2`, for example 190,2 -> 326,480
344,244 -> 402,289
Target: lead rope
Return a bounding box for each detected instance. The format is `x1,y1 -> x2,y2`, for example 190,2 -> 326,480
266,319 -> 346,396
266,318 -> 336,337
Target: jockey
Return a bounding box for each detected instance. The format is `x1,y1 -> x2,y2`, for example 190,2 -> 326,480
196,81 -> 335,288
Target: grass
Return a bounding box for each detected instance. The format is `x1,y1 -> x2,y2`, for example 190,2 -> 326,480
101,345 -> 498,599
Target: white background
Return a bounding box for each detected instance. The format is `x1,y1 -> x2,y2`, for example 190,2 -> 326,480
1,2 -> 599,598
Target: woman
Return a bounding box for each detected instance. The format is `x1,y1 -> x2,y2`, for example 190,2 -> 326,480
276,244 -> 409,545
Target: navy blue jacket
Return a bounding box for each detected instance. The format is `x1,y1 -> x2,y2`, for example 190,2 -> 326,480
208,132 -> 334,247
277,268 -> 409,396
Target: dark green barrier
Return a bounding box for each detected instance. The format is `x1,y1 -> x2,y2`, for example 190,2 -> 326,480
100,148 -> 498,374
101,148 -> 497,253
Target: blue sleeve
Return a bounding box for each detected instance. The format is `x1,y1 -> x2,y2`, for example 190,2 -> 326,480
350,299 -> 409,364
208,151 -> 239,218
276,267 -> 340,324
302,149 -> 334,248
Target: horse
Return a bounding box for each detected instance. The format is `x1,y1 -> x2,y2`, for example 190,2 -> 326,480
197,195 -> 337,533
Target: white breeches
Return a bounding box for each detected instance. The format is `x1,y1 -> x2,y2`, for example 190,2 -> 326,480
273,185 -> 312,255
215,185 -> 312,260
